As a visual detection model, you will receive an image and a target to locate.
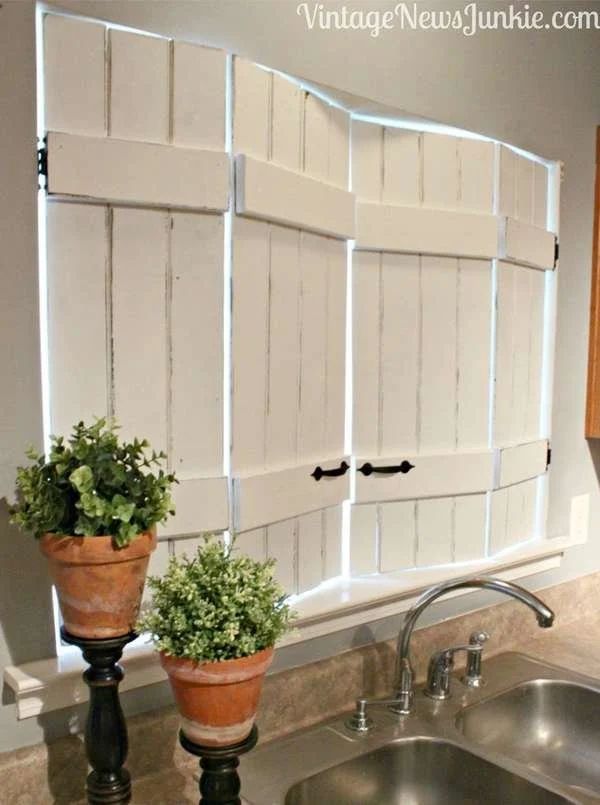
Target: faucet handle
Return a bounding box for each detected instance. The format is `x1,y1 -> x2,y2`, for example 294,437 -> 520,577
462,629 -> 490,688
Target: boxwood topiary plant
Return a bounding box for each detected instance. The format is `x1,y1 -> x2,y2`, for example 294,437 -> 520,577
139,538 -> 294,662
11,418 -> 177,547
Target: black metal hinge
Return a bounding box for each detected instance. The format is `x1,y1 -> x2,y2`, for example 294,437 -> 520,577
546,446 -> 552,469
37,138 -> 48,186
554,238 -> 559,268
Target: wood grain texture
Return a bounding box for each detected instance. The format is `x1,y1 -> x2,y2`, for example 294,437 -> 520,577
46,202 -> 108,437
44,13 -> 106,136
586,129 -> 600,437
236,154 -> 355,239
109,29 -> 169,143
111,208 -> 168,453
172,42 -> 226,149
47,132 -> 229,211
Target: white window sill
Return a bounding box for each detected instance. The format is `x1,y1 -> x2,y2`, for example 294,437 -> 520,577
3,534 -> 581,720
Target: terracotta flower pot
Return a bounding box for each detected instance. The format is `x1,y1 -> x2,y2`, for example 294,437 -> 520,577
39,530 -> 157,639
160,647 -> 274,747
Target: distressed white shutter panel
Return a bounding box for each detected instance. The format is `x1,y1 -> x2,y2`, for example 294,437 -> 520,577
491,150 -> 552,552
42,15 -> 229,569
354,124 -> 497,258
498,146 -> 555,269
44,16 -> 228,211
351,123 -> 556,574
232,60 -> 350,593
234,59 -> 354,239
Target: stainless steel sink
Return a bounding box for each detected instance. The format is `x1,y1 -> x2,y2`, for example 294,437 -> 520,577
458,678 -> 600,798
240,652 -> 597,804
285,737 -> 572,805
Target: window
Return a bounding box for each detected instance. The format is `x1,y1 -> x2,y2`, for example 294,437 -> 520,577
39,12 -> 561,653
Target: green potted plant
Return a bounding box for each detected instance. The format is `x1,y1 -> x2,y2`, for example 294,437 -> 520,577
139,538 -> 294,747
11,418 -> 176,639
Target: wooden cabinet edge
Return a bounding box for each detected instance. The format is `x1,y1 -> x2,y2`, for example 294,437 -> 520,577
585,127 -> 600,438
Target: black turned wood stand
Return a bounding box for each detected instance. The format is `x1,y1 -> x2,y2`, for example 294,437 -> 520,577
61,628 -> 136,805
179,725 -> 259,805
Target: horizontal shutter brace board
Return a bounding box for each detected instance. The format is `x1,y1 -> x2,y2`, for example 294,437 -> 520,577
235,154 -> 355,239
233,458 -> 350,533
46,132 -> 229,211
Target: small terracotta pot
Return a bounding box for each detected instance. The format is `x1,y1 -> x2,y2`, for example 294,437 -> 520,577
40,530 -> 157,639
160,647 -> 274,747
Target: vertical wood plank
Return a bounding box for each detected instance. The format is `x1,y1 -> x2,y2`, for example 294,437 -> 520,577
422,133 -> 459,209
297,232 -> 328,463
328,106 -> 350,189
265,225 -> 300,469
44,13 -> 106,136
494,262 -> 516,446
419,257 -> 458,452
515,155 -> 534,224
453,494 -> 486,562
236,528 -> 267,563
297,510 -> 323,592
456,259 -> 491,449
379,500 -> 416,572
233,58 -> 271,160
170,213 -> 223,476
324,240 -> 347,457
382,128 -> 421,206
533,162 -> 549,230
109,29 -> 169,143
511,265 -> 532,442
46,202 -> 108,438
303,93 -> 329,182
525,268 -> 545,440
506,482 -> 526,547
232,217 -> 269,473
416,498 -> 453,567
271,73 -> 302,171
380,253 -> 419,454
506,478 -> 538,548
459,139 -> 495,213
143,539 -> 171,605
112,207 -> 168,452
351,120 -> 382,201
350,504 -> 377,575
172,42 -> 226,149
323,505 -> 343,579
498,146 -> 516,219
489,487 -> 509,555
266,519 -> 297,594
522,477 -> 538,540
352,251 -> 380,455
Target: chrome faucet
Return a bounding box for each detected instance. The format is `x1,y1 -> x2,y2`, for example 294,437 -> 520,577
346,575 -> 554,731
393,576 -> 554,714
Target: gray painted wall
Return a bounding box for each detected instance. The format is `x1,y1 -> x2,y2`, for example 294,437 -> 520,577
1,0 -> 599,752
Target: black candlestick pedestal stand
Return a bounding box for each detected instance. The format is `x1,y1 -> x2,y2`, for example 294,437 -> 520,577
61,627 -> 136,804
179,725 -> 259,805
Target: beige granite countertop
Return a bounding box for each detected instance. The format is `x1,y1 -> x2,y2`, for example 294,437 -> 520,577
127,611 -> 600,804
4,571 -> 600,804
515,613 -> 600,680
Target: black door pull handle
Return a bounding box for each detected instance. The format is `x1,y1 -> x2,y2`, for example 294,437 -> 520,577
357,461 -> 415,477
311,461 -> 350,481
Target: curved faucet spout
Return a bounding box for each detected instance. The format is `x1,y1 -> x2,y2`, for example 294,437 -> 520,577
393,576 -> 554,712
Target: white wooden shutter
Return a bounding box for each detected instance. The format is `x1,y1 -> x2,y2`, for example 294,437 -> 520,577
350,123 -> 556,575
42,14 -> 229,579
43,15 -> 559,597
231,60 -> 350,593
491,150 -> 552,553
